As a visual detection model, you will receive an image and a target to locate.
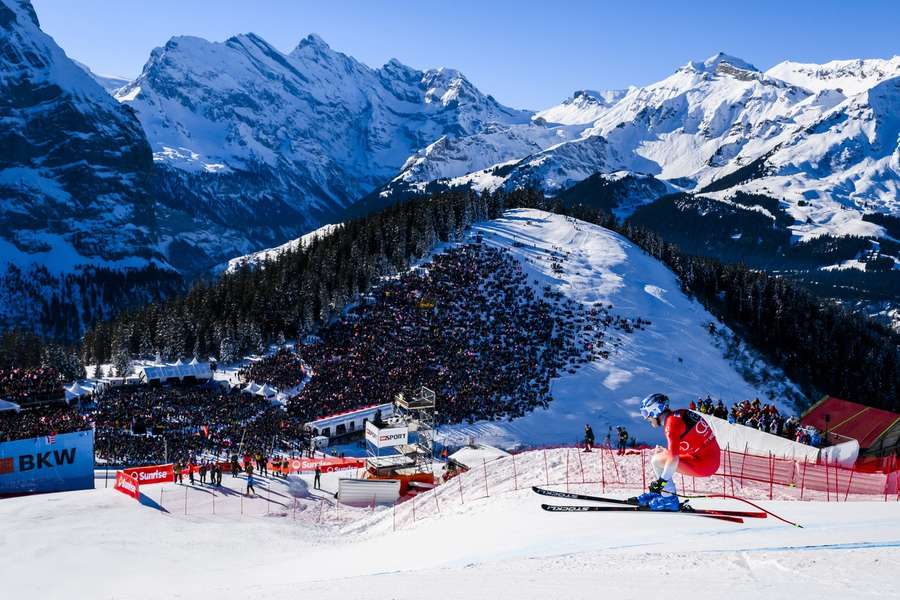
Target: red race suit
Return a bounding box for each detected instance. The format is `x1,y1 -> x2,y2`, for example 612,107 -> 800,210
663,409 -> 720,477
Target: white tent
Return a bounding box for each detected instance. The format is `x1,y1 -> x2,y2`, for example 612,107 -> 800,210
189,357 -> 200,366
0,399 -> 20,412
137,361 -> 213,382
174,358 -> 185,366
64,382 -> 91,401
257,384 -> 276,397
244,382 -> 261,395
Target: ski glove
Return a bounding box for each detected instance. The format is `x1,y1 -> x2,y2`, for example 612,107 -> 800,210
648,478 -> 667,494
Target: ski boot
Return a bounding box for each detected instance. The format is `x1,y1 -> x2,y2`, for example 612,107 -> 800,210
628,491 -> 661,507
648,494 -> 680,512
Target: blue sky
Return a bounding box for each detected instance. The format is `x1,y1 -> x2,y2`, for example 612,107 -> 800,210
31,0 -> 900,110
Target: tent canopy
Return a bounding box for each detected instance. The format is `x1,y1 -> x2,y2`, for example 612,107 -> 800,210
0,399 -> 20,412
802,396 -> 900,452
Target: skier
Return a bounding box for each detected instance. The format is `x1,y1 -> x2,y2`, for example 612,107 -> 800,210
246,472 -> 256,496
632,393 -> 720,511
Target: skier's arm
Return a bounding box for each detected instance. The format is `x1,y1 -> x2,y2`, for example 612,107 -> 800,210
660,415 -> 683,479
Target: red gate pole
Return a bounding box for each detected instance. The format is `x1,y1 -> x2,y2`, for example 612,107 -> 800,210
565,451 -> 570,493
483,458 -> 490,498
738,445 -> 747,487
825,457 -> 831,502
511,452 -> 519,490
768,452 -> 774,501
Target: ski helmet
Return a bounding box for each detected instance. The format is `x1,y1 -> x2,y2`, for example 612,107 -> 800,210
640,393 -> 670,420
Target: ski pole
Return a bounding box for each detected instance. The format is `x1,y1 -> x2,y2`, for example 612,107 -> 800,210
673,491 -> 803,528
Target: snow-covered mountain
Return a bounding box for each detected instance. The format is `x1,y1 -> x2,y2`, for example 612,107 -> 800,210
116,32 -> 531,269
534,88 -> 630,125
397,52 -> 900,241
0,0 -> 159,270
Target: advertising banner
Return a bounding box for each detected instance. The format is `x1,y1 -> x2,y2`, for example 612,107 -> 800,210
0,429 -> 94,495
283,457 -> 365,473
114,470 -> 140,500
365,421 -> 408,448
123,463 -> 174,485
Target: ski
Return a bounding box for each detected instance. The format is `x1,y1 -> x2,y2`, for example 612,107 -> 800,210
531,487 -> 766,519
532,486 -> 636,505
540,503 -> 745,524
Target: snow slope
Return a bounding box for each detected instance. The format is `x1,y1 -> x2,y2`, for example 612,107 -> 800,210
2,453 -> 898,600
439,209 -> 801,448
221,223 -> 342,273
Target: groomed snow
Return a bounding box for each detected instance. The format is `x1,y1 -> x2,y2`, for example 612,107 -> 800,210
2,451 -> 898,600
438,209 -> 800,449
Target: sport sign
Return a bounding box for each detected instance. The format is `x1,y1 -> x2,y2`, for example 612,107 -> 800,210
365,421 -> 408,448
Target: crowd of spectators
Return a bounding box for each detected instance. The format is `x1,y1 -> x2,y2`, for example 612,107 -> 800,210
692,396 -> 824,447
239,350 -> 308,391
0,404 -> 90,443
92,384 -> 309,466
285,243 -> 639,426
0,366 -> 64,406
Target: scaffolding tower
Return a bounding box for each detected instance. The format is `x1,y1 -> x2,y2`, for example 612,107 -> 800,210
395,386 -> 436,473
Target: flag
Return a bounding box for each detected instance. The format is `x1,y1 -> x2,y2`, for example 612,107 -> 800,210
201,425 -> 209,438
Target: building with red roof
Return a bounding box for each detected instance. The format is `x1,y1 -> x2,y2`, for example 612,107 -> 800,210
802,396 -> 900,458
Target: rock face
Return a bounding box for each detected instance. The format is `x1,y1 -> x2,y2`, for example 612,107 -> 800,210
0,0 -> 159,269
117,32 -> 531,270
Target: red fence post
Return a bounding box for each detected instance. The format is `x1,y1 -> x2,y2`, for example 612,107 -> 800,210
738,445 -> 747,488
825,457 -> 831,502
844,468 -> 854,502
766,452 -> 773,500
641,450 -> 647,492
576,447 -> 585,484
600,448 -> 606,493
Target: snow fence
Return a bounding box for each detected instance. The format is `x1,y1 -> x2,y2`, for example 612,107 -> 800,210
388,445 -> 900,531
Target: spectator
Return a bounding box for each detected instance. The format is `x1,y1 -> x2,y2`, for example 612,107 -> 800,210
583,424 -> 595,452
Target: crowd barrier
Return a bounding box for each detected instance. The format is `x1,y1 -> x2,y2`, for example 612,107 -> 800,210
114,446 -> 900,529
388,445 -> 900,531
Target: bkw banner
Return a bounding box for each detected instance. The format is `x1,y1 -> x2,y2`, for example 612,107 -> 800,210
0,429 -> 94,495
